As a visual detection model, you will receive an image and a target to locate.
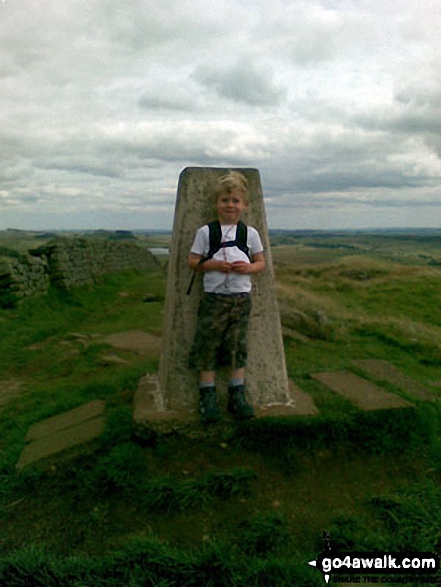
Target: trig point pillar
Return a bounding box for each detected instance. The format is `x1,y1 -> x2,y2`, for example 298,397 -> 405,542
157,167 -> 293,418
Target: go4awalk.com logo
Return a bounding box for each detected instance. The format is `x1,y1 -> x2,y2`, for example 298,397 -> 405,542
308,545 -> 440,584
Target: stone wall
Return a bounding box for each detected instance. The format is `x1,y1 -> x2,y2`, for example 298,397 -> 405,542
0,255 -> 50,303
42,238 -> 157,289
0,237 -> 157,306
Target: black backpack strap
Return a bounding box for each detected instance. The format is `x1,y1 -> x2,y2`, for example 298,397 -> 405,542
186,220 -> 250,295
235,221 -> 250,259
207,220 -> 222,260
187,221 -> 221,295
186,270 -> 197,295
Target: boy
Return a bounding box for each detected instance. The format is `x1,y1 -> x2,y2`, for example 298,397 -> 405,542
188,171 -> 265,423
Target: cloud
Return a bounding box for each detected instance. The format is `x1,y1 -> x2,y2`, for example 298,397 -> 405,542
0,0 -> 441,229
194,58 -> 286,106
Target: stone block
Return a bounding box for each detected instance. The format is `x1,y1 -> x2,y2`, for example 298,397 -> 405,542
17,416 -> 105,469
157,167 -> 293,420
312,371 -> 414,411
133,374 -> 317,441
17,400 -> 106,469
25,400 -> 106,441
256,380 -> 319,417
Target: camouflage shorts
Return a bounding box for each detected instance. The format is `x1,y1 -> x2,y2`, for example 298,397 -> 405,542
188,293 -> 252,371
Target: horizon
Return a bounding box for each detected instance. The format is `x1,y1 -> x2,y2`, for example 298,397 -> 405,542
3,225 -> 441,235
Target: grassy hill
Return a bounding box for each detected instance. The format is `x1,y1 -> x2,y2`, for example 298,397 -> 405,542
0,232 -> 440,586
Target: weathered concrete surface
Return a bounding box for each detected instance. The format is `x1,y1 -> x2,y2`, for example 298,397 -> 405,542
255,380 -> 319,417
312,371 -> 414,411
133,375 -> 317,439
17,400 -> 106,469
133,374 -> 199,437
353,359 -> 436,402
158,167 -> 291,417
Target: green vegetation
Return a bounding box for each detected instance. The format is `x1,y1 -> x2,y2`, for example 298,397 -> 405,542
1,230 -> 440,585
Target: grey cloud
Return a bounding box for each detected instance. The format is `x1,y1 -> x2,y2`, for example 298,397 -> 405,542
194,58 -> 286,107
395,86 -> 441,110
264,193 -> 441,214
355,110 -> 441,136
258,3 -> 347,66
0,164 -> 34,183
138,89 -> 197,112
38,160 -> 124,179
264,165 -> 432,197
15,194 -> 41,204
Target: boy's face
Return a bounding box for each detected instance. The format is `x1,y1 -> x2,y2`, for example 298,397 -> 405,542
216,188 -> 248,224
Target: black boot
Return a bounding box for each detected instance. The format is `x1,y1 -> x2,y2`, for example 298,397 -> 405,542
199,386 -> 221,424
228,385 -> 255,420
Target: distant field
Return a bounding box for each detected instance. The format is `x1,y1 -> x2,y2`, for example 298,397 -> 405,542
270,231 -> 441,267
0,229 -> 172,258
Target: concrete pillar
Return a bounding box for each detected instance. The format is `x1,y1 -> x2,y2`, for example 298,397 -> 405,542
158,167 -> 291,415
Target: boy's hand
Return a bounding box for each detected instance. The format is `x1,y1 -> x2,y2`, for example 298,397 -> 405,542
205,259 -> 233,273
188,254 -> 232,273
231,261 -> 250,274
232,253 -> 265,275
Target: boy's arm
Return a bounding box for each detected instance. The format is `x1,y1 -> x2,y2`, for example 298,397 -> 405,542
249,252 -> 265,274
232,252 -> 265,274
188,253 -> 232,274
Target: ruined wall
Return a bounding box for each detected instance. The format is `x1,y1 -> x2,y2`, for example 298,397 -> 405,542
0,238 -> 157,306
43,238 -> 157,288
0,255 -> 50,304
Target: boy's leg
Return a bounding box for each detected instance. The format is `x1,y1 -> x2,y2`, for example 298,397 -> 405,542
224,297 -> 254,419
200,371 -> 216,385
199,370 -> 221,423
228,367 -> 254,420
230,367 -> 245,383
188,295 -> 225,424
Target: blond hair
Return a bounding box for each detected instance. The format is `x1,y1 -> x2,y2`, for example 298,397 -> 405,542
214,171 -> 248,202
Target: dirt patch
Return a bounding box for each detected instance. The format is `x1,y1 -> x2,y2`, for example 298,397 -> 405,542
101,330 -> 161,357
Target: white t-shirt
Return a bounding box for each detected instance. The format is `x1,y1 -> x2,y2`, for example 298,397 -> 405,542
190,223 -> 264,294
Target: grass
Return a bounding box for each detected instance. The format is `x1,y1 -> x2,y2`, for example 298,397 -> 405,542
0,538 -> 324,587
1,232 -> 441,585
329,479 -> 441,552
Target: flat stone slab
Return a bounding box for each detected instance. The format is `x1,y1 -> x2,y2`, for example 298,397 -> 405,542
353,360 -> 435,402
25,400 -> 106,441
17,400 -> 106,469
17,417 -> 105,469
311,371 -> 414,411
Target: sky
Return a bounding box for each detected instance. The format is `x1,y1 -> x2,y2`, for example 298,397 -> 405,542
1,0 -> 441,231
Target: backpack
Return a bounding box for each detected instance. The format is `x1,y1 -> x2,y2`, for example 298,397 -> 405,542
186,220 -> 250,295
